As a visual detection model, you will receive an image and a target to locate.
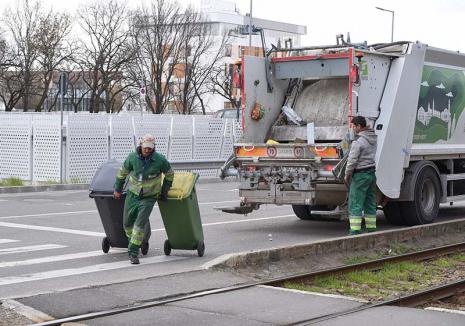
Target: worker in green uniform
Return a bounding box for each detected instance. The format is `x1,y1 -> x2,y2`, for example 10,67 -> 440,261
114,134 -> 174,264
344,116 -> 378,235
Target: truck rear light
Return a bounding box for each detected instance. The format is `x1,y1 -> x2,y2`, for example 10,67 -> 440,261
324,164 -> 334,171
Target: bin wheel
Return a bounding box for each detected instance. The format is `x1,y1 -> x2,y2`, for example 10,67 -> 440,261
164,240 -> 171,256
102,237 -> 110,253
141,242 -> 149,255
197,240 -> 205,257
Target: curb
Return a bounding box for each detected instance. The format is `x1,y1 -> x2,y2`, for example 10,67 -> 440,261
2,299 -> 54,323
209,218 -> 465,270
0,178 -> 237,194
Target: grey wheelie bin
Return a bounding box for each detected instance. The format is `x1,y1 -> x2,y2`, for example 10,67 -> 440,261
89,159 -> 151,255
158,172 -> 205,257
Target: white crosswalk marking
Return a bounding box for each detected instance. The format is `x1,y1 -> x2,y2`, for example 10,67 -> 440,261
0,255 -> 185,286
0,244 -> 66,255
0,239 -> 19,244
0,250 -> 124,268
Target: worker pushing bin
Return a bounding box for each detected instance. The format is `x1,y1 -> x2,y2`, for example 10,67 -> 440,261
158,172 -> 205,257
89,159 -> 150,255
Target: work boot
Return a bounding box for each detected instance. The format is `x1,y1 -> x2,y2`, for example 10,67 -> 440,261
129,255 -> 140,264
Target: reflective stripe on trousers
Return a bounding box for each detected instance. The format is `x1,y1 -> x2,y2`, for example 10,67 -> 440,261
349,216 -> 362,231
123,192 -> 156,256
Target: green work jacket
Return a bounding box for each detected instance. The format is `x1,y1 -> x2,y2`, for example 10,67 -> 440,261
114,150 -> 174,198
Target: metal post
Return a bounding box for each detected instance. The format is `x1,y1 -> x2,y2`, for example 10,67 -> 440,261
60,78 -> 64,184
375,7 -> 394,43
391,11 -> 394,43
248,0 -> 253,55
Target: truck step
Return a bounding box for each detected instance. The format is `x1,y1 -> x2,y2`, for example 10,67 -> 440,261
214,205 -> 254,214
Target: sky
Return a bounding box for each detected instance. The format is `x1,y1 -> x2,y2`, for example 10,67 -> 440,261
2,0 -> 465,52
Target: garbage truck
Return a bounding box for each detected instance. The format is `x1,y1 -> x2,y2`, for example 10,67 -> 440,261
220,41 -> 465,226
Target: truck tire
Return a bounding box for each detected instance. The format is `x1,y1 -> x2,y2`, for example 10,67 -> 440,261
292,205 -> 312,220
400,166 -> 440,226
383,202 -> 405,226
292,205 -> 330,220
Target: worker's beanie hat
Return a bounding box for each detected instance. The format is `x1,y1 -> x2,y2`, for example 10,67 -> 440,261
140,134 -> 156,149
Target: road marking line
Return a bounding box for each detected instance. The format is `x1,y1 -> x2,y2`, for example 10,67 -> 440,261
199,200 -> 238,205
0,200 -> 238,220
0,210 -> 97,220
0,222 -> 105,237
150,214 -> 296,232
0,239 -> 19,244
0,244 -> 66,255
0,250 -> 123,268
0,255 -> 185,286
0,215 -> 295,237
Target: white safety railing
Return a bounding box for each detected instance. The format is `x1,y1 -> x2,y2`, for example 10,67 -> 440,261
0,112 -> 242,183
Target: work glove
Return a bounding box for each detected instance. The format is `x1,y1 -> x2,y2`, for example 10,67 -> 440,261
159,182 -> 171,202
344,175 -> 352,187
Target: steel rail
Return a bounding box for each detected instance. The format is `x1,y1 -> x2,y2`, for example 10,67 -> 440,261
292,276 -> 465,325
33,242 -> 465,326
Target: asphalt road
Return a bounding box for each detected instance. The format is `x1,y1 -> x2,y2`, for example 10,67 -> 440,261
0,181 -> 464,300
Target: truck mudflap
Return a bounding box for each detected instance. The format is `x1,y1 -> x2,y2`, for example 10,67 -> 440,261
233,143 -> 347,207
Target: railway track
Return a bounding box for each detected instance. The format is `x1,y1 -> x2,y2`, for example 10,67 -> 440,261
34,242 -> 465,326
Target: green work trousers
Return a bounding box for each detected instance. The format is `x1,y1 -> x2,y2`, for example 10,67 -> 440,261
123,191 -> 156,256
348,171 -> 377,232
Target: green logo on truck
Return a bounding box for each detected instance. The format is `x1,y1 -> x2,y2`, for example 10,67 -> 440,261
413,64 -> 465,144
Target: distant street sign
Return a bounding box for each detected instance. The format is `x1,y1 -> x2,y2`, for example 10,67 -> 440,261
58,72 -> 68,95
139,87 -> 146,97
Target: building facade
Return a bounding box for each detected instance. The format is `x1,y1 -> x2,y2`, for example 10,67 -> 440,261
172,0 -> 307,113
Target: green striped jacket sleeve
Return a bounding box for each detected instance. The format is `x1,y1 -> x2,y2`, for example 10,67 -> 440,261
114,156 -> 132,192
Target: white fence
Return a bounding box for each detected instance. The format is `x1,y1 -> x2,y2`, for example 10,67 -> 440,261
0,112 -> 242,183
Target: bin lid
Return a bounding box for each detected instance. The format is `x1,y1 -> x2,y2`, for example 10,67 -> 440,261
167,172 -> 198,200
89,159 -> 127,193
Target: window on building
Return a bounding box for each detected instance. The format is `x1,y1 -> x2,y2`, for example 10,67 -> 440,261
224,44 -> 232,57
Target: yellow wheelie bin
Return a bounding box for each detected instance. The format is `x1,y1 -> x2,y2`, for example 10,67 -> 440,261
158,172 -> 205,257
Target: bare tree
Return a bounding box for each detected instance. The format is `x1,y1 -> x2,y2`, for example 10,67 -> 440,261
173,7 -> 230,115
34,10 -> 73,112
0,0 -> 43,111
209,61 -> 241,109
77,0 -> 134,113
131,0 -> 185,114
0,0 -> 73,112
0,32 -> 22,111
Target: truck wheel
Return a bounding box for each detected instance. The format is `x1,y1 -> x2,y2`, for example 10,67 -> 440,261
400,167 -> 440,226
383,202 -> 405,226
292,205 -> 329,220
292,205 -> 312,220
